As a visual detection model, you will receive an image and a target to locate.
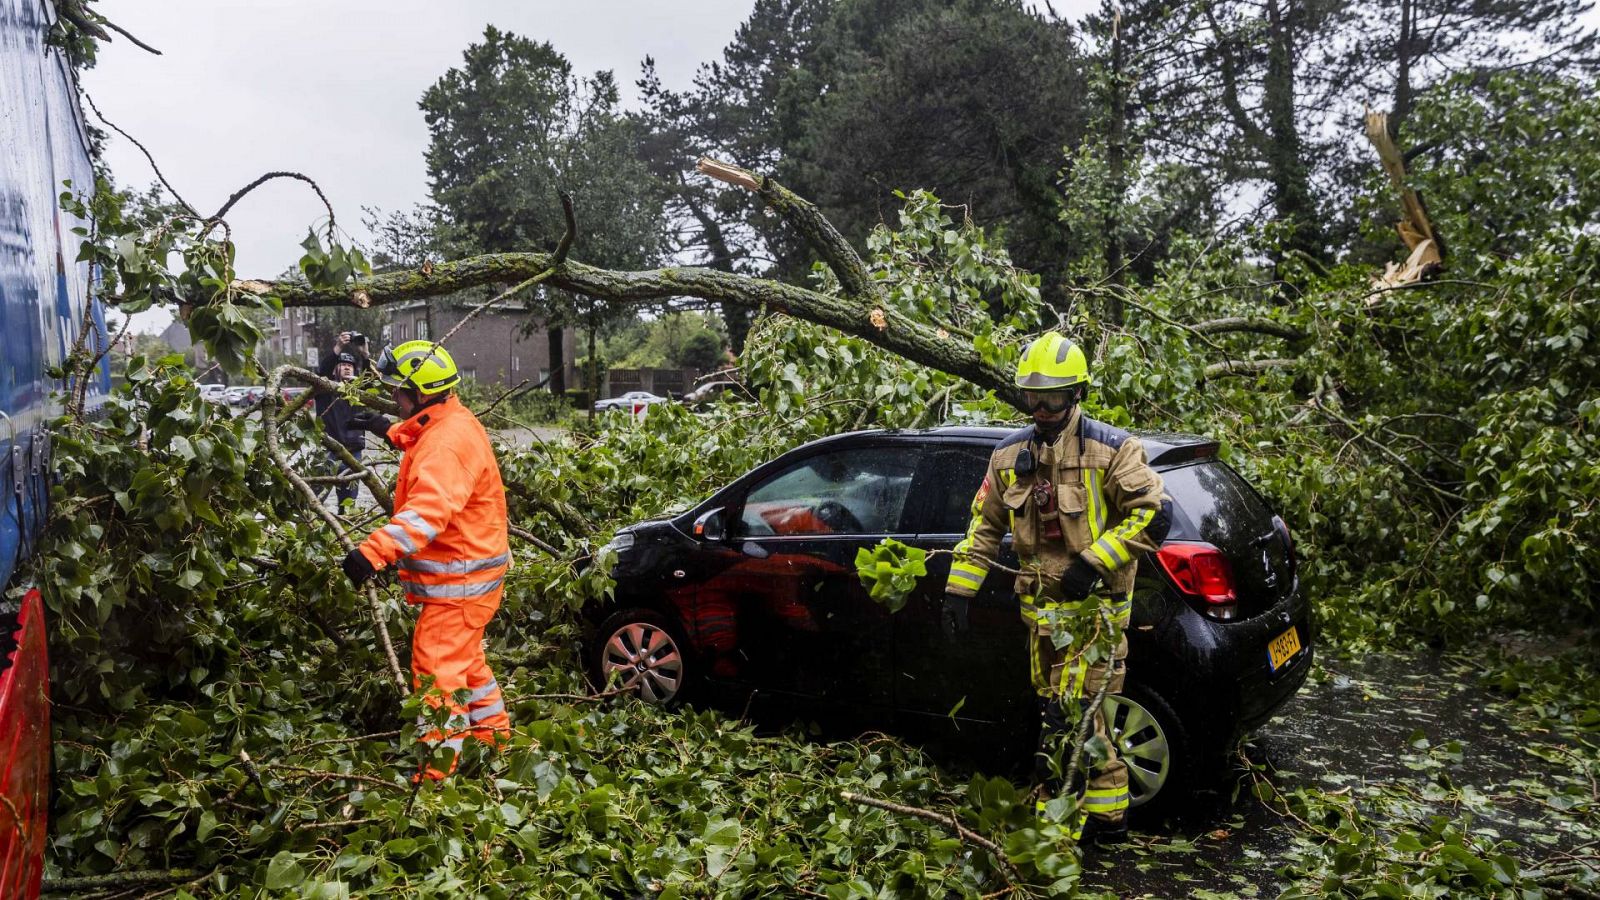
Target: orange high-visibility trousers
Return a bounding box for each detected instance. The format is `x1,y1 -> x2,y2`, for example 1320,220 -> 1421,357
355,395 -> 513,779
411,599 -> 511,778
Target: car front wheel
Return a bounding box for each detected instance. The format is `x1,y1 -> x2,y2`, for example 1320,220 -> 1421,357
590,608 -> 694,706
1103,680 -> 1190,817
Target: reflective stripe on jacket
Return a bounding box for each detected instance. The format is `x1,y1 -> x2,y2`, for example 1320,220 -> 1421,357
946,407 -> 1168,603
357,395 -> 510,612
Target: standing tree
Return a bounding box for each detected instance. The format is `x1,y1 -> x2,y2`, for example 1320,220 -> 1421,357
637,59 -> 760,354
1060,0 -> 1223,302
643,0 -> 1092,295
420,27 -> 663,395
1336,0 -> 1599,140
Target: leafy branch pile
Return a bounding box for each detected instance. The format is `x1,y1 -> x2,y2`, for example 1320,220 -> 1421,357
31,0 -> 1600,887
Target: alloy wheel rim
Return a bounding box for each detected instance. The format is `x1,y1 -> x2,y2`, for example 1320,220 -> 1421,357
1103,694 -> 1171,807
602,622 -> 683,703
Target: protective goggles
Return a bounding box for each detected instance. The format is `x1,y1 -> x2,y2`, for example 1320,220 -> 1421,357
375,347 -> 407,387
1021,390 -> 1075,413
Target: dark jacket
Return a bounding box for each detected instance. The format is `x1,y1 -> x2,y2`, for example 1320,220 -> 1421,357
316,350 -> 367,451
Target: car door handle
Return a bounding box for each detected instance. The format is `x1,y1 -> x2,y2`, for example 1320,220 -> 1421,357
741,541 -> 770,559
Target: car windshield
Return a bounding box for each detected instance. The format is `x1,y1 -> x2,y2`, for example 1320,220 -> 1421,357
738,447 -> 918,536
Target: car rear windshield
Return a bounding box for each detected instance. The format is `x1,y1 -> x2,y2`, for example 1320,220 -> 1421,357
1159,462 -> 1272,542
1161,461 -> 1293,607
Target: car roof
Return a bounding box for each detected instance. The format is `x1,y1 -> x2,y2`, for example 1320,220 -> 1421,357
798,425 -> 1221,468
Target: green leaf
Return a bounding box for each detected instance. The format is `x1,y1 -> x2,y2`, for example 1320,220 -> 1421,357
265,851 -> 305,890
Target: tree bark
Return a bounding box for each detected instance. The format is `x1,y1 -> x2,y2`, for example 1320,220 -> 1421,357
1191,317 -> 1305,340
1262,0 -> 1323,260
42,869 -> 202,894
1104,10 -> 1128,321
547,324 -> 566,396
1204,357 -> 1297,378
684,193 -> 750,355
586,313 -> 597,424
1392,0 -> 1415,137
236,161 -> 1022,409
244,257 -> 1019,408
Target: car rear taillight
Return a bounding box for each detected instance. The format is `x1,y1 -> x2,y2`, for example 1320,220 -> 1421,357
1157,542 -> 1238,620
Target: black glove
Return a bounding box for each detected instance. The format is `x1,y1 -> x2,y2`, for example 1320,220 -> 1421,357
941,593 -> 970,639
1059,557 -> 1102,601
341,547 -> 376,587
349,410 -> 392,436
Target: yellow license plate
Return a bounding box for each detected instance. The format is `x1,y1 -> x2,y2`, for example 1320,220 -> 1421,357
1268,626 -> 1302,671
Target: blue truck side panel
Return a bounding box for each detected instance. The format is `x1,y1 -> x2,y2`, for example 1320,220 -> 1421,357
1,0 -> 104,590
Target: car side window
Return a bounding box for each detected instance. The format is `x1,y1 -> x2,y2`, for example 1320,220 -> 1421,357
737,447 -> 920,537
913,445 -> 993,534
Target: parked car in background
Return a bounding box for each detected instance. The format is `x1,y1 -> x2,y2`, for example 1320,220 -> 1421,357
224,386 -> 266,407
594,391 -> 669,413
198,384 -> 228,403
581,426 -> 1313,816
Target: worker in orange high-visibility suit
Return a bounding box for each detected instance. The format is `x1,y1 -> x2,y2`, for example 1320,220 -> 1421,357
340,340 -> 512,780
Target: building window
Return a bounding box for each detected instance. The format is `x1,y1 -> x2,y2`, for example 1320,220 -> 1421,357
511,355 -> 520,373
416,319 -> 429,340
395,323 -> 409,343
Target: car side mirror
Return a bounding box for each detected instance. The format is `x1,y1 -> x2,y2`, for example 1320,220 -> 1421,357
692,507 -> 726,541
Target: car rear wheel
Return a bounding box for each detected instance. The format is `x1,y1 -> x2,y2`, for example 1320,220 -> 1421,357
590,608 -> 694,706
1104,680 -> 1190,817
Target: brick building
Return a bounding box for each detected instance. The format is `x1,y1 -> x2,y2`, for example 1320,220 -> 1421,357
383,299 -> 575,389
266,307 -> 322,368
262,300 -> 574,390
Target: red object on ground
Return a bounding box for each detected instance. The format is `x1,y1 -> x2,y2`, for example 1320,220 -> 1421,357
0,588 -> 49,899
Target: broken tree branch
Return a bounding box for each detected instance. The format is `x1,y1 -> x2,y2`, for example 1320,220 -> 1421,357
41,869 -> 201,895
233,162 -> 1020,408
238,256 -> 1017,408
82,93 -> 196,216
263,366 -> 407,693
509,524 -> 561,557
698,157 -> 877,302
1191,317 -> 1305,340
841,791 -> 1022,883
433,192 -> 574,351
90,13 -> 162,55
210,172 -> 336,234
1204,358 -> 1298,379
1311,402 -> 1466,505
321,434 -> 393,515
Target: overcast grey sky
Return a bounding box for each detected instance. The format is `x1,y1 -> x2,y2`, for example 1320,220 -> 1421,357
84,1 -> 1102,332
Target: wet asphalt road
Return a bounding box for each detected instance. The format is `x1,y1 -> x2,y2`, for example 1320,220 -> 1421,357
1081,651 -> 1598,897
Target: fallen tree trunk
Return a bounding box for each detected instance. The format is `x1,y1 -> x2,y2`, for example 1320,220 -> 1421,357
246,260 -> 1013,403
235,160 -> 1023,411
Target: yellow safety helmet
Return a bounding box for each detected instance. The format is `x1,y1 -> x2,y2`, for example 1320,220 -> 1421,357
377,340 -> 461,395
1014,332 -> 1089,390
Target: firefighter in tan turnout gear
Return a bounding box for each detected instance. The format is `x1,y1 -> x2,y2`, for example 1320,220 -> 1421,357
942,332 -> 1172,846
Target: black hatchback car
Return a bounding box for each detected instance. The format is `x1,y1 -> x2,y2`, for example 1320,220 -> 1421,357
584,426 -> 1313,813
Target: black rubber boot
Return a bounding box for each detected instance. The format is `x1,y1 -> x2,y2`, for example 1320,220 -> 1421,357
1080,816 -> 1130,846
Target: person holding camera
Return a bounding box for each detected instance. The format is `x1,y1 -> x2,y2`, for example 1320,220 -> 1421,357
315,332 -> 372,505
